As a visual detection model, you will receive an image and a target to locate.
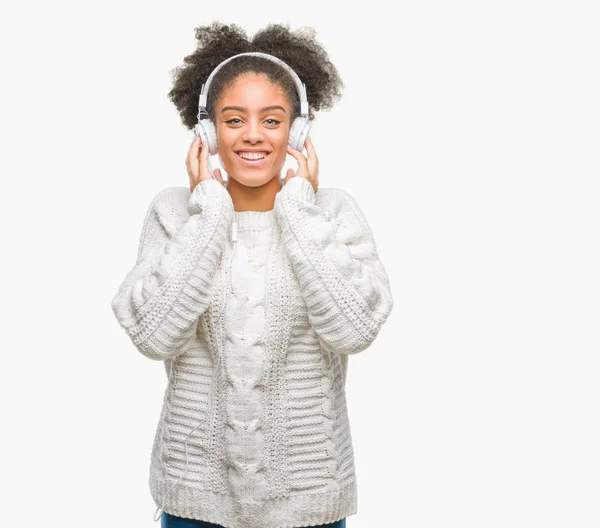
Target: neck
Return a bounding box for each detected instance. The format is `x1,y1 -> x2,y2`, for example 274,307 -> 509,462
227,173 -> 283,212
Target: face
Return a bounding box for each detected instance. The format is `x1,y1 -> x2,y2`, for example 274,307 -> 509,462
215,73 -> 291,187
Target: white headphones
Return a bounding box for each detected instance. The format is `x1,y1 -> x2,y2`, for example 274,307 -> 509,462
154,52 -> 310,523
193,51 -> 311,155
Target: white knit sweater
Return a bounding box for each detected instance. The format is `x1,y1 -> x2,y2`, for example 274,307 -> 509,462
111,176 -> 394,528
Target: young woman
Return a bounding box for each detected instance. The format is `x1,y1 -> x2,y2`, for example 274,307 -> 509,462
111,22 -> 394,528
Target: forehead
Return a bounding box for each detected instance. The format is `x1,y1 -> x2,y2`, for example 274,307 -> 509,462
218,73 -> 288,110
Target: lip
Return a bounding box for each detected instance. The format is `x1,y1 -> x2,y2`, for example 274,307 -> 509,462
236,151 -> 271,167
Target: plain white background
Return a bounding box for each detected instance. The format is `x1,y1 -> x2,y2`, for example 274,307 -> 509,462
1,1 -> 598,527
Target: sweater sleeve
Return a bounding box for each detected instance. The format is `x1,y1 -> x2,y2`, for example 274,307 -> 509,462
273,176 -> 394,355
111,179 -> 234,361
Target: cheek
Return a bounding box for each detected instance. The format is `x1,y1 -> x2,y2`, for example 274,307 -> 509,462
217,128 -> 235,148
274,131 -> 289,153
216,133 -> 237,166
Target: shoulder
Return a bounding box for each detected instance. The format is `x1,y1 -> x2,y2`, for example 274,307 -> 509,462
149,186 -> 191,237
150,185 -> 190,209
315,186 -> 369,227
315,186 -> 379,253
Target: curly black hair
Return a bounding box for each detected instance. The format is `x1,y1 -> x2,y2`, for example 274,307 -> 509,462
167,22 -> 345,130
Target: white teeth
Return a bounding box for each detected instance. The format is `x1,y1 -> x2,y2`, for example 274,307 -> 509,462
239,152 -> 268,160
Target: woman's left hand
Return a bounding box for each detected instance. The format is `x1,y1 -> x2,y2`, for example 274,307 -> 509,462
284,137 -> 319,193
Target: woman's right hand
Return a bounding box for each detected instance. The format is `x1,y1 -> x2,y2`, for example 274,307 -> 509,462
186,136 -> 224,192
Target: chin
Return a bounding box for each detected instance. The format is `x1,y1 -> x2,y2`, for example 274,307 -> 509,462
224,172 -> 269,187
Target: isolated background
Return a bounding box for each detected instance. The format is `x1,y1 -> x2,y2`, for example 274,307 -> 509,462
1,1 -> 598,527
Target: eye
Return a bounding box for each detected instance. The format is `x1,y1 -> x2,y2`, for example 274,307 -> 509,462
226,118 -> 281,125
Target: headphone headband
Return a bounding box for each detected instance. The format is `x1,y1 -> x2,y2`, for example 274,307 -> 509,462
197,52 -> 309,120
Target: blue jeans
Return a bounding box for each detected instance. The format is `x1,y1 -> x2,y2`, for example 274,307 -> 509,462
161,511 -> 346,528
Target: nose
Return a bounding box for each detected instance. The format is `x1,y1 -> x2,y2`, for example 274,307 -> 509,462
242,119 -> 264,144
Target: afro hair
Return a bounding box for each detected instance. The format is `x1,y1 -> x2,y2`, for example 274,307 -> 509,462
167,22 -> 345,130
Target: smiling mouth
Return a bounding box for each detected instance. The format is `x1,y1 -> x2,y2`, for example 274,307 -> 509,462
236,151 -> 272,166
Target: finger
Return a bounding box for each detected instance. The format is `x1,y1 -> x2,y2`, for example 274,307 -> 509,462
286,144 -> 308,170
197,137 -> 206,159
305,137 -> 318,174
187,139 -> 200,176
188,137 -> 201,164
213,168 -> 225,186
284,168 -> 295,185
187,136 -> 200,162
286,144 -> 298,159
189,135 -> 201,156
286,144 -> 305,161
305,137 -> 318,160
198,139 -> 209,180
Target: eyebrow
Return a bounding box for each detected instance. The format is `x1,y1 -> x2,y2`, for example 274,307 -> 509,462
221,105 -> 287,114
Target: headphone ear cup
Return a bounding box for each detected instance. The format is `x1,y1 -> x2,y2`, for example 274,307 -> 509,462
196,119 -> 218,155
288,117 -> 310,152
194,123 -> 207,144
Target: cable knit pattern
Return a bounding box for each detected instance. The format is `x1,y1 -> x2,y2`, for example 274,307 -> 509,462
111,177 -> 394,528
273,176 -> 395,355
111,179 -> 234,360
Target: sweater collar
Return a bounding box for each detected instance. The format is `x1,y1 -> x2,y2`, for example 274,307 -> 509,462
233,208 -> 277,230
